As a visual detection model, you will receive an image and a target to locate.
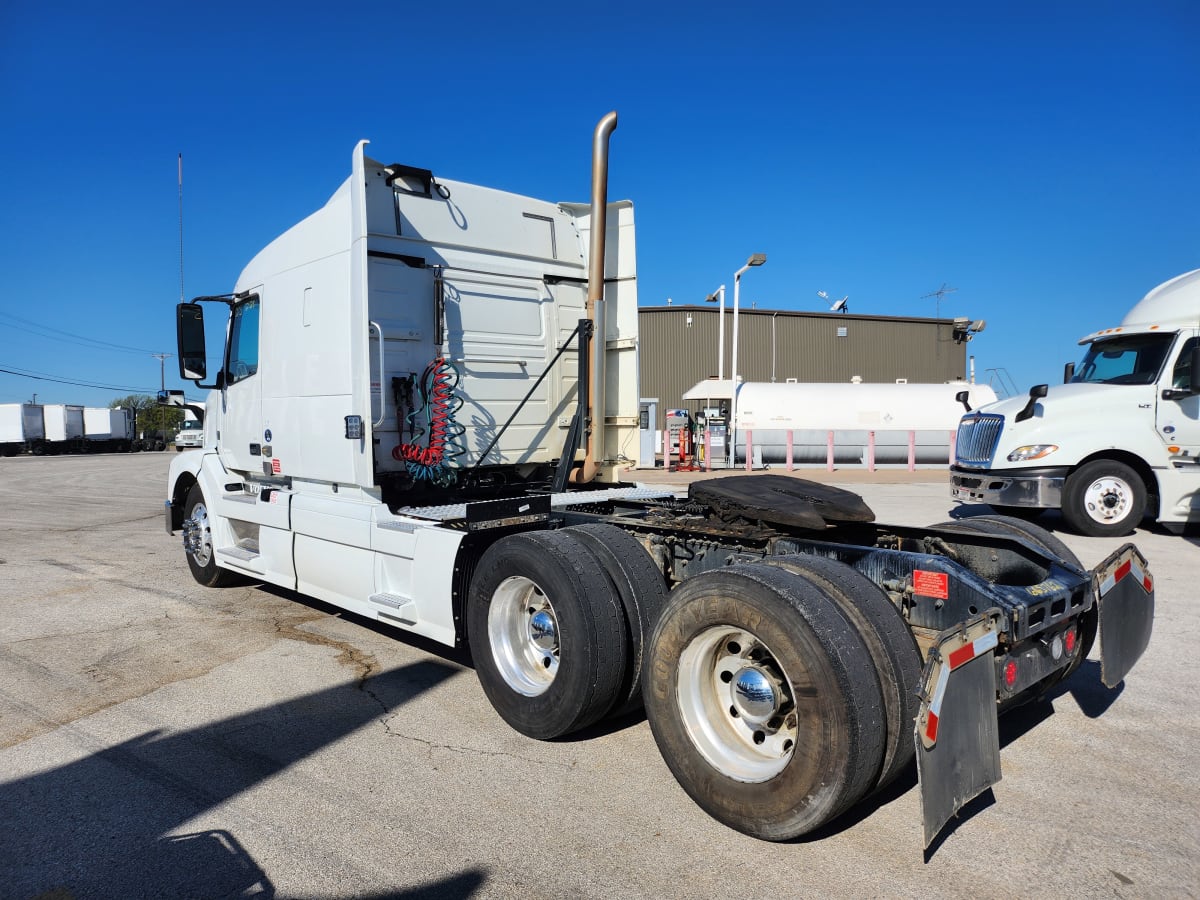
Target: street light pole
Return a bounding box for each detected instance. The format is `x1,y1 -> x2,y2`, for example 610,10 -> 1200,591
705,285 -> 727,380
729,253 -> 767,467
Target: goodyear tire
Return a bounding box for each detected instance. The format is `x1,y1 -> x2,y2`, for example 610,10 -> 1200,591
761,555 -> 922,792
643,564 -> 885,841
467,530 -> 627,740
558,524 -> 668,717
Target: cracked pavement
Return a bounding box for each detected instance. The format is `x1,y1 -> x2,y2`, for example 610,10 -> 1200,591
0,453 -> 1196,898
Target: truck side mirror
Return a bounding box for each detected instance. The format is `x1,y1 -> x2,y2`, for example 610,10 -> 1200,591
1015,383 -> 1048,423
955,390 -> 972,413
177,303 -> 207,381
1063,362 -> 1075,384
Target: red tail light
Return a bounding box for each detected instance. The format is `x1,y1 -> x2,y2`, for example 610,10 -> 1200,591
1003,659 -> 1018,689
1065,627 -> 1077,655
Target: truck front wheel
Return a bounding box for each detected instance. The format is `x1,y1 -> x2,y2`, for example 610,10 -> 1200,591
643,564 -> 884,841
182,485 -> 239,587
1062,460 -> 1146,537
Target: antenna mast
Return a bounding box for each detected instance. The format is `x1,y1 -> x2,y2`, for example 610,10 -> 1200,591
921,283 -> 957,318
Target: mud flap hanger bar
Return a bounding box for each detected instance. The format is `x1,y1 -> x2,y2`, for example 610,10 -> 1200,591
915,609 -> 1005,850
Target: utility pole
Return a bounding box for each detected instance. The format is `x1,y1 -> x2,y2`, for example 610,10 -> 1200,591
152,353 -> 171,392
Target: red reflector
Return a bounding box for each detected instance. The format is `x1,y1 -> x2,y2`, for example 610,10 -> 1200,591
1114,559 -> 1132,583
1004,660 -> 1018,688
925,711 -> 939,743
1065,628 -> 1077,654
948,643 -> 975,670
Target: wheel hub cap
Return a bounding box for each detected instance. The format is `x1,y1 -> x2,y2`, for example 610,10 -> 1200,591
529,609 -> 558,651
732,667 -> 778,725
1084,476 -> 1131,523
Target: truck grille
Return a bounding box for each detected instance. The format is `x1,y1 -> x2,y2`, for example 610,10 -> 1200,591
955,413 -> 1004,466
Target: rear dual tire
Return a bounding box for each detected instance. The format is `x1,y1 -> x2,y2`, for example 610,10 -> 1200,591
643,564 -> 889,841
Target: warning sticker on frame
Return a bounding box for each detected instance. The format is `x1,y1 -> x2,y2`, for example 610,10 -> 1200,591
271,458 -> 282,475
913,569 -> 949,600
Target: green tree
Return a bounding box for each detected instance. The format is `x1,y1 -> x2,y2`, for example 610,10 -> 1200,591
109,394 -> 184,436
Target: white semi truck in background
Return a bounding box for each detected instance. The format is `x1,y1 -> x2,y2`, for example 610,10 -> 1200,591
163,114 -> 1154,848
952,269 -> 1200,536
174,402 -> 205,451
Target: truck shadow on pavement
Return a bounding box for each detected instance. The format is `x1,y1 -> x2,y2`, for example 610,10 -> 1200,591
0,660 -> 489,899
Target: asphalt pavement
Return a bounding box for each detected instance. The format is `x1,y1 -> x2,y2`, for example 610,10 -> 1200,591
0,453 -> 1196,898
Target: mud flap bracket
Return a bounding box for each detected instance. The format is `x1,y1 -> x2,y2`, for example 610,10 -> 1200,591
915,610 -> 1004,849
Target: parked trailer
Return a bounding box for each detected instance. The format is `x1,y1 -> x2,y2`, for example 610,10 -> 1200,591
0,403 -> 45,456
41,404 -> 86,453
82,407 -> 135,452
164,115 -> 1154,848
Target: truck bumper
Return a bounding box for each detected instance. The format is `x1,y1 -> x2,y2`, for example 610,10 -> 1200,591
950,465 -> 1068,508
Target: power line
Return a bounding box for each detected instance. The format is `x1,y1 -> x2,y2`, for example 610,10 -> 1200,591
0,311 -> 167,355
0,364 -> 159,394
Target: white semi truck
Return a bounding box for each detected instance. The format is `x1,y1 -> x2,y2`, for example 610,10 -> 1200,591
174,403 -> 205,451
952,269 -> 1200,536
165,114 -> 1154,847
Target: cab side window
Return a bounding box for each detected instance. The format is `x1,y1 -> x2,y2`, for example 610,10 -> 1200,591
1172,337 -> 1197,392
227,297 -> 260,384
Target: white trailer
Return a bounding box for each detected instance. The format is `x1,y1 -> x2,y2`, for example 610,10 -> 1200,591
165,115 -> 1154,848
82,406 -> 135,452
42,404 -> 85,452
952,269 -> 1200,535
0,403 -> 45,455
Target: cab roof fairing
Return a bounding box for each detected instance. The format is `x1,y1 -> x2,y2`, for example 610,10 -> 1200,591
1078,268 -> 1200,345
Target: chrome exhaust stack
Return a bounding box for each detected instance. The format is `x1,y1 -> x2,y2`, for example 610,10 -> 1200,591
572,110 -> 617,484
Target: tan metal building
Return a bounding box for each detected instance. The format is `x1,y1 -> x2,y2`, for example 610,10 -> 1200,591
638,306 -> 976,428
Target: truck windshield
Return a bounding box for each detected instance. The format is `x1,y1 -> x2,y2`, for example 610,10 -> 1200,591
1071,333 -> 1175,385
181,421 -> 202,431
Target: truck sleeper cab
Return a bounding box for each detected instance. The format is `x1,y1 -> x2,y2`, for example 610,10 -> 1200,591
166,123 -> 1153,850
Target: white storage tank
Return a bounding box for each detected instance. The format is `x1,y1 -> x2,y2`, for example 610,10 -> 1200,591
684,380 -> 998,465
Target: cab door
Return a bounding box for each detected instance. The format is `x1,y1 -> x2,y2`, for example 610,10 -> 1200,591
217,293 -> 265,475
1156,333 -> 1200,458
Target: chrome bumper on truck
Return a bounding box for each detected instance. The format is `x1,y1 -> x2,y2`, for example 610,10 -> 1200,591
950,465 -> 1067,508
915,543 -> 1154,848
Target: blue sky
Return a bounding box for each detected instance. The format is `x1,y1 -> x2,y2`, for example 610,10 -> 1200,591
1,1 -> 1196,407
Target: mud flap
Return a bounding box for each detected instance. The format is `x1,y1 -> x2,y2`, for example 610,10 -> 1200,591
1092,543 -> 1155,689
914,611 -> 1003,849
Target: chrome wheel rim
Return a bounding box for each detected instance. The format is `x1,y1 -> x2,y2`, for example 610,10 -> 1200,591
182,502 -> 213,567
677,626 -> 797,782
1083,475 -> 1133,525
488,575 -> 559,697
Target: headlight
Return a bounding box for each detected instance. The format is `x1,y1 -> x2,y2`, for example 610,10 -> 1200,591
1007,444 -> 1058,462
